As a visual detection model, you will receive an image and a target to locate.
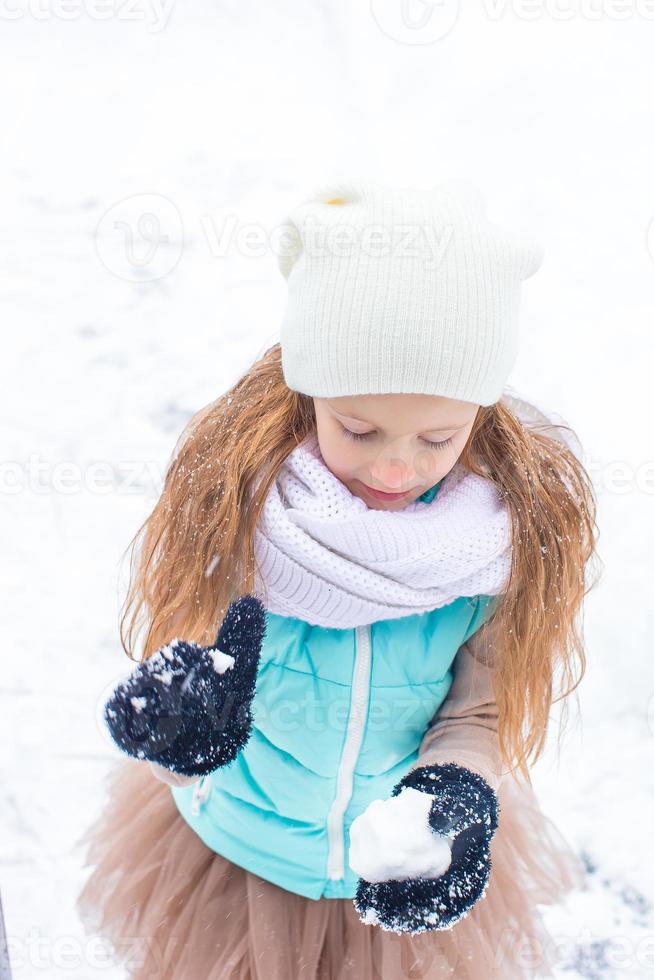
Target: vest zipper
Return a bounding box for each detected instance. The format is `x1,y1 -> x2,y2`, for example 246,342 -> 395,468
190,774 -> 213,816
326,623 -> 372,881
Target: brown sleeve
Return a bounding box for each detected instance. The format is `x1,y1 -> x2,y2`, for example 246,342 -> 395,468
410,618 -> 506,794
148,760 -> 202,787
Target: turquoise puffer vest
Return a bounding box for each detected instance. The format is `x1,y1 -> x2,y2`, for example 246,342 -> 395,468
170,480 -> 501,900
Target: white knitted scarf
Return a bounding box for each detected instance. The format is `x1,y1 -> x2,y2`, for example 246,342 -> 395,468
252,433 -> 514,630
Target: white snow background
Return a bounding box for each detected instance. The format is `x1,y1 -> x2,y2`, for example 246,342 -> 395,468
1,2 -> 653,977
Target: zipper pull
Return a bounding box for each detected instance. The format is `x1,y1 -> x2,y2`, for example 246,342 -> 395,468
190,774 -> 213,816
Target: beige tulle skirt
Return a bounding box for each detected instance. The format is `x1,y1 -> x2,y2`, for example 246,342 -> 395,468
74,758 -> 586,979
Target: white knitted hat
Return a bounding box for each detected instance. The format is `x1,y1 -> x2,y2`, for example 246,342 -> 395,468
277,178 -> 543,406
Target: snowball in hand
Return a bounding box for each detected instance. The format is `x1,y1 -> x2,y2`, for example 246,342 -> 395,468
349,787 -> 453,882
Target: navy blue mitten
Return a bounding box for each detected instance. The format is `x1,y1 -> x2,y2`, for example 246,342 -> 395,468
103,594 -> 267,778
353,762 -> 499,934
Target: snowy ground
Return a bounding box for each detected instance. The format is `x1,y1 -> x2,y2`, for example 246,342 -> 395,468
1,2 -> 653,977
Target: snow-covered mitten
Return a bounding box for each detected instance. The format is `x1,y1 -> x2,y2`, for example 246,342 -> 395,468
351,762 -> 499,934
103,594 -> 267,778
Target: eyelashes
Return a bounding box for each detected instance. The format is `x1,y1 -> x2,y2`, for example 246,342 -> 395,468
340,426 -> 453,451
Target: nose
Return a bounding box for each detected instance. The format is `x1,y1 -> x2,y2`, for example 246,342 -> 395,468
368,453 -> 415,491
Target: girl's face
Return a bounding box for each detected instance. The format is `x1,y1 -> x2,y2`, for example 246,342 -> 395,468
313,393 -> 479,511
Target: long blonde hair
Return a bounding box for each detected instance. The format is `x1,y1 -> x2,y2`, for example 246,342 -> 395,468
119,343 -> 601,782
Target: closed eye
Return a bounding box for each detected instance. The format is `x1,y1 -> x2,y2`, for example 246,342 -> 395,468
340,426 -> 453,451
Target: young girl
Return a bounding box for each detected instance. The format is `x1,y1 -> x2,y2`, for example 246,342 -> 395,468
75,179 -> 600,979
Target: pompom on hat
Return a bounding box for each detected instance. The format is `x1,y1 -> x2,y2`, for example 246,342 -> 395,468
276,178 -> 543,407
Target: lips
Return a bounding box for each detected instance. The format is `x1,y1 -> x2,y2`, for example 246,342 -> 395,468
360,481 -> 411,502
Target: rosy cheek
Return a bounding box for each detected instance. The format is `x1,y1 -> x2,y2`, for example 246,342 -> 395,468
413,449 -> 442,474
326,443 -> 367,482
336,447 -> 364,475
